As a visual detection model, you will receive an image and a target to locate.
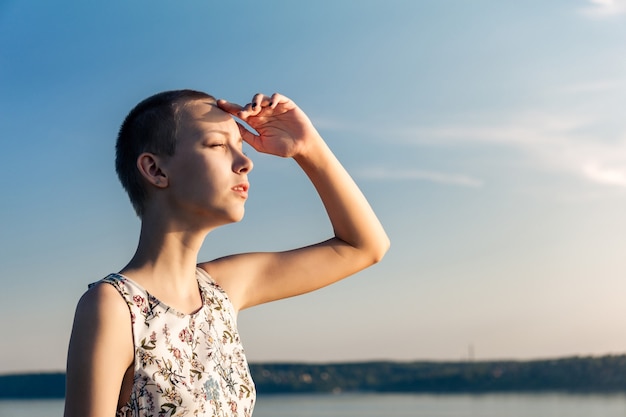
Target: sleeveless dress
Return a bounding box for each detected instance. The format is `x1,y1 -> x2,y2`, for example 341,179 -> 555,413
93,268 -> 256,417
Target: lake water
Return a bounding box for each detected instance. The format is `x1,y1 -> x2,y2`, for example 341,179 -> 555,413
2,393 -> 626,417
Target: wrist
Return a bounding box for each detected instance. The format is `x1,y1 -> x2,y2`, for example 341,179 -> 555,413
293,134 -> 333,170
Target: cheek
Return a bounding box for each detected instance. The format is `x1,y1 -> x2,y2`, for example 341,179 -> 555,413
169,154 -> 209,182
168,154 -> 230,196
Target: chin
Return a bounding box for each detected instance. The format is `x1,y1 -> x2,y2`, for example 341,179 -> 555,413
233,211 -> 245,223
227,208 -> 246,224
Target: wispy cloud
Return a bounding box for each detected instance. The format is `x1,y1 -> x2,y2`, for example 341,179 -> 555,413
314,77 -> 626,191
318,109 -> 626,189
559,79 -> 626,94
396,112 -> 626,189
583,162 -> 626,186
355,167 -> 484,188
580,0 -> 626,18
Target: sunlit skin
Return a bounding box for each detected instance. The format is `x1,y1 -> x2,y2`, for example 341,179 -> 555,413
64,92 -> 390,417
151,100 -> 253,229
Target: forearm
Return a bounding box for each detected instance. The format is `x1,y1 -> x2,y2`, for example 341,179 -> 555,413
211,93 -> 390,307
294,135 -> 390,263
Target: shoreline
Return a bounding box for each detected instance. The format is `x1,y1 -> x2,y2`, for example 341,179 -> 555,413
3,354 -> 626,399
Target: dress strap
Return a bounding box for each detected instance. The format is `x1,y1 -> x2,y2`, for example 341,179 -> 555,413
195,266 -> 217,285
88,274 -> 130,302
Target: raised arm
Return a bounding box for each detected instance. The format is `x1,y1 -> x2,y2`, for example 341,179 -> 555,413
202,93 -> 390,310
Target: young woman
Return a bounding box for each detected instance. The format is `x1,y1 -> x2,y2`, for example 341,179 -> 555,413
64,91 -> 389,417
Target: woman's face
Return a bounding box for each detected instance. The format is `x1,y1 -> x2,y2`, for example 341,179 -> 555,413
161,99 -> 254,227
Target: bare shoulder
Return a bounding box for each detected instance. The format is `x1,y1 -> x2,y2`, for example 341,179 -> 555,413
69,280 -> 132,359
65,281 -> 133,417
75,280 -> 129,321
198,258 -> 236,289
198,254 -> 265,311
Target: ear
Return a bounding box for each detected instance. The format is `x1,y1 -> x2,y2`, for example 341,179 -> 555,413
137,152 -> 169,188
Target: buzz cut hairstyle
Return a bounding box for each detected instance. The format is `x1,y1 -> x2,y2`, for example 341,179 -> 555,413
115,89 -> 217,217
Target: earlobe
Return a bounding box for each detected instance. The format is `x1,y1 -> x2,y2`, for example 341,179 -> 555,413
137,153 -> 169,188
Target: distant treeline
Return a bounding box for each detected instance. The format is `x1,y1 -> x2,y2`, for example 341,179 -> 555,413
3,355 -> 626,399
251,355 -> 626,394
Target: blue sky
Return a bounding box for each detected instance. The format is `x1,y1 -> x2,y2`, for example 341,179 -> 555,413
1,0 -> 625,373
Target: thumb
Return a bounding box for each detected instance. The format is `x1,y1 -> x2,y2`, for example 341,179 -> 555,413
236,122 -> 261,151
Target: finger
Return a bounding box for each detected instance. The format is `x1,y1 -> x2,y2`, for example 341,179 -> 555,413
268,93 -> 293,110
251,93 -> 264,108
235,122 -> 261,151
251,93 -> 271,111
268,93 -> 283,109
238,102 -> 261,119
216,99 -> 244,116
235,94 -> 268,119
226,101 -> 260,120
240,92 -> 291,118
253,93 -> 274,105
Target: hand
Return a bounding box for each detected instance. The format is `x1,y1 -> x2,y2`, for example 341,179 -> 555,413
217,93 -> 322,158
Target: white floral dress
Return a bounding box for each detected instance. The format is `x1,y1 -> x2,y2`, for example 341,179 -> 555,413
94,268 -> 255,417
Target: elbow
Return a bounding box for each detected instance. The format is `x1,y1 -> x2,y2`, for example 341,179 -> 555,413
368,234 -> 390,265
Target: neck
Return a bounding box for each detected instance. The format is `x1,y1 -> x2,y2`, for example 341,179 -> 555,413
120,210 -> 212,287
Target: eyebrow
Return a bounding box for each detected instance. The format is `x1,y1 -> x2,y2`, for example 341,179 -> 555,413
203,130 -> 243,143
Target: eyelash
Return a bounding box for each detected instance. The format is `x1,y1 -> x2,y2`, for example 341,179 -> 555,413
207,143 -> 246,156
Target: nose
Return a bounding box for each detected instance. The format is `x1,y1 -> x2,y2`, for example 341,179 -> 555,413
234,149 -> 253,174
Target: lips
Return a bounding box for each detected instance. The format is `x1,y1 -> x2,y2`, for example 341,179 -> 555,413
232,182 -> 249,198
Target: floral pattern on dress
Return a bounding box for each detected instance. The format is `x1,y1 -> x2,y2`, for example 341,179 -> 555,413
96,268 -> 256,417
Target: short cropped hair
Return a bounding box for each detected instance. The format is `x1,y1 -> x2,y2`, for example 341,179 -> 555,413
116,89 -> 216,217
